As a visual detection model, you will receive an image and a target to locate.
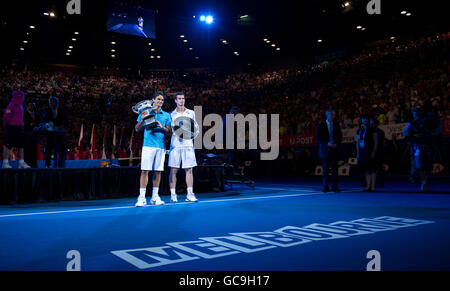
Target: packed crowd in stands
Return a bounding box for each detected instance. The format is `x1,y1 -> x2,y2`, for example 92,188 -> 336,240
0,33 -> 449,169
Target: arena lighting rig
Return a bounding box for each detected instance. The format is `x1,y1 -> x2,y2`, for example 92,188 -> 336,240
198,14 -> 214,24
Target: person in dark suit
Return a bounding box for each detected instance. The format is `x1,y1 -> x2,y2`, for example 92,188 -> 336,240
43,96 -> 69,168
356,114 -> 377,191
315,109 -> 342,192
370,117 -> 385,188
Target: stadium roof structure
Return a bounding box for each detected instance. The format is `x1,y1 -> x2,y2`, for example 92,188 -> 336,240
1,0 -> 447,70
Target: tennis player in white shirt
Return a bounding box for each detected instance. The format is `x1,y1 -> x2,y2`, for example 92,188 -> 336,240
168,92 -> 198,203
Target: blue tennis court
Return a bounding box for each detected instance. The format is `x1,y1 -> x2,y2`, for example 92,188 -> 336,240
1,177 -> 449,271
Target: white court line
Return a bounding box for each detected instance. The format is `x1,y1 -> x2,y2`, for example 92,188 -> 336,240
0,190 -> 361,219
256,187 -> 317,192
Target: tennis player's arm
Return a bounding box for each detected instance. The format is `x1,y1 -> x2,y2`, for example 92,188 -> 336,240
164,117 -> 172,134
135,113 -> 145,132
135,120 -> 144,132
155,119 -> 171,133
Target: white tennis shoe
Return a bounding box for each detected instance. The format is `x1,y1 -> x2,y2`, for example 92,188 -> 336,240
186,193 -> 198,202
2,161 -> 12,169
19,162 -> 31,169
150,197 -> 165,205
135,196 -> 147,207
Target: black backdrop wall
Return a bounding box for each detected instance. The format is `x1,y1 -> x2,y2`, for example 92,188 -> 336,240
0,165 -> 225,204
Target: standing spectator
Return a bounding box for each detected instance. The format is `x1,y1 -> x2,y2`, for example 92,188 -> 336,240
2,90 -> 31,169
370,117 -> 386,187
315,109 -> 342,192
377,110 -> 387,125
356,115 -> 377,191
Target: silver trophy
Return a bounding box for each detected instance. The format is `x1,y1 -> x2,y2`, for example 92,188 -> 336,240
173,116 -> 199,140
132,99 -> 157,129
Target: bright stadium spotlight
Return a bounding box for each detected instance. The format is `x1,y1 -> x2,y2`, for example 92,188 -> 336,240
180,35 -> 185,38
205,15 -> 213,24
342,1 -> 351,8
74,31 -> 79,35
317,39 -> 323,43
189,47 -> 193,50
29,25 -> 35,29
401,10 -> 407,15
49,11 -> 56,17
200,15 -> 206,21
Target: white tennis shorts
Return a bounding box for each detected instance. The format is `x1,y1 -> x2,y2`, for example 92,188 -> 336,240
141,147 -> 166,171
168,147 -> 197,169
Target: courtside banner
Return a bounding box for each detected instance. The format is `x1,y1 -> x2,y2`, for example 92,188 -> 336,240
342,123 -> 408,143
280,123 -> 410,147
379,123 -> 408,140
279,133 -> 316,147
